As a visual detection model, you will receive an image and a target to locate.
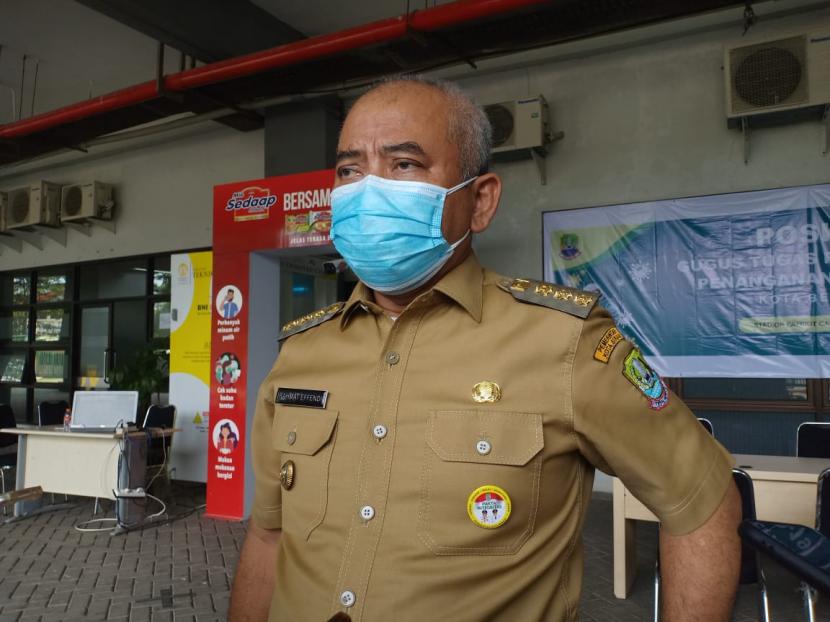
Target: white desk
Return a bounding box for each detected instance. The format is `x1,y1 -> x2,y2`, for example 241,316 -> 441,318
612,453 -> 830,599
1,426 -> 174,517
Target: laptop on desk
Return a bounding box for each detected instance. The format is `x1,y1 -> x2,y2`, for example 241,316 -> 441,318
69,391 -> 139,433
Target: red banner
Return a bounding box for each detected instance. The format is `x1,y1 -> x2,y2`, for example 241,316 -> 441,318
207,169 -> 335,520
205,251 -> 249,519
213,169 -> 335,254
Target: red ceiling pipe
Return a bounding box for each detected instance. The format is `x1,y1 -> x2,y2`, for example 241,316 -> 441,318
0,0 -> 549,140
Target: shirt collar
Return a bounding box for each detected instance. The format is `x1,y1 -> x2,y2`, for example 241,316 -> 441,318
339,252 -> 484,329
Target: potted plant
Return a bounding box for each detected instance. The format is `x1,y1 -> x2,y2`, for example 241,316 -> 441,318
110,345 -> 169,421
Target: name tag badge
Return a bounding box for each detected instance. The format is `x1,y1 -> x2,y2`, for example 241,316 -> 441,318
276,387 -> 329,409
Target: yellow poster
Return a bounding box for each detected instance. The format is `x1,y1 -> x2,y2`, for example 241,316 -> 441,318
169,251 -> 213,482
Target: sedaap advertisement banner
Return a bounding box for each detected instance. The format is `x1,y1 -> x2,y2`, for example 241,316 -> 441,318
543,184 -> 830,378
213,169 -> 334,254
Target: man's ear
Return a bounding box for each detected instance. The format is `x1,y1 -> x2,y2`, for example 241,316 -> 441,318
470,173 -> 501,234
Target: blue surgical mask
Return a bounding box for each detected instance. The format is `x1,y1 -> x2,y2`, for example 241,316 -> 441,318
330,175 -> 476,295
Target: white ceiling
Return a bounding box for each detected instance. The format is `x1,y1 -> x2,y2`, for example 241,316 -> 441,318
0,1 -> 184,122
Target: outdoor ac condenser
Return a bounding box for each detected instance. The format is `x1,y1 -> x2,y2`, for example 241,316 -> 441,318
484,96 -> 549,153
725,32 -> 830,118
60,181 -> 114,222
4,182 -> 61,229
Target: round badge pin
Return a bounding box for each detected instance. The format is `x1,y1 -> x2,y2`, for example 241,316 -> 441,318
467,484 -> 511,529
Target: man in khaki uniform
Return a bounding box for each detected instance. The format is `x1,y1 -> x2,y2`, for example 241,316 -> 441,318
230,76 -> 741,622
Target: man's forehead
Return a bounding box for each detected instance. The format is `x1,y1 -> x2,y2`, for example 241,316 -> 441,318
339,85 -> 452,151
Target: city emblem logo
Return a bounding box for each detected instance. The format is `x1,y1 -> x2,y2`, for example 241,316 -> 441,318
622,349 -> 669,410
559,233 -> 581,260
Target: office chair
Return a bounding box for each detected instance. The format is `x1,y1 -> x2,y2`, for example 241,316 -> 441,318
142,404 -> 177,490
654,469 -> 769,622
698,417 -> 714,437
797,422 -> 830,459
37,399 -> 69,427
732,468 -> 771,622
803,467 -> 830,622
0,404 -> 18,514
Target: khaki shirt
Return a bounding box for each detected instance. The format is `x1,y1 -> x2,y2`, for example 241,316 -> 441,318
251,253 -> 733,622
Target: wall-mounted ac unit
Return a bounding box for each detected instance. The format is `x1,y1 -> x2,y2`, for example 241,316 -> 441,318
60,182 -> 114,222
485,96 -> 549,153
4,182 -> 61,230
725,33 -> 830,119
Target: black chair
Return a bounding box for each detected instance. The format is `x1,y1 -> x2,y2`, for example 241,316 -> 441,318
803,467 -> 830,621
38,400 -> 69,427
0,404 -> 18,512
654,468 -> 769,621
732,468 -> 771,622
797,423 -> 830,459
142,404 -> 177,488
698,417 -> 714,437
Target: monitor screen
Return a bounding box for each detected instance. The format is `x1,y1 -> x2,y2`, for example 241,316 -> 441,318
71,391 -> 139,428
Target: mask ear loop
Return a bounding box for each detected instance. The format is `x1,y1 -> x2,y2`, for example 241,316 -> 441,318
444,177 -> 477,247
446,176 -> 478,195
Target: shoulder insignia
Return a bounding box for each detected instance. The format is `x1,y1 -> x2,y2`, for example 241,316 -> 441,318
278,302 -> 345,341
497,277 -> 599,319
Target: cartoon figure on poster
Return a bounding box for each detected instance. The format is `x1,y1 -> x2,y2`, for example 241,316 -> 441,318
215,352 -> 242,385
213,419 -> 240,455
215,285 -> 242,319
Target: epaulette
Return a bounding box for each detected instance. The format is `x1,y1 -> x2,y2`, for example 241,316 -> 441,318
497,277 -> 599,319
278,302 -> 345,341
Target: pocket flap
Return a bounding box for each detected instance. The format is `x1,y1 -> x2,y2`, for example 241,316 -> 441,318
273,406 -> 339,455
426,410 -> 543,466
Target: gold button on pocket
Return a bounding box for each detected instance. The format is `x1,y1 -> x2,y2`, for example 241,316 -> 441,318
418,410 -> 543,556
272,406 -> 339,540
279,460 -> 295,490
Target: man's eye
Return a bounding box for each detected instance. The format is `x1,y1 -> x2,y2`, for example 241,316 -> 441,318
396,161 -> 419,171
337,167 -> 356,178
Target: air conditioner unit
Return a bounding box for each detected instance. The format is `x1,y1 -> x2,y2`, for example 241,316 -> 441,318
484,96 -> 549,153
60,182 -> 114,222
4,182 -> 61,230
725,33 -> 830,119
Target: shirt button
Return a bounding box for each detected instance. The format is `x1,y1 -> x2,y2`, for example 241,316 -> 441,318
385,351 -> 400,365
286,431 -> 296,446
340,590 -> 356,608
372,424 -> 388,440
476,440 -> 492,456
360,505 -> 375,521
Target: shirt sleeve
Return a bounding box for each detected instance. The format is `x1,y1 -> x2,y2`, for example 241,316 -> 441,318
250,357 -> 283,530
571,306 -> 734,535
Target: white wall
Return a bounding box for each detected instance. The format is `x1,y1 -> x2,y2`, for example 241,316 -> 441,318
462,8 -> 830,280
0,125 -> 263,270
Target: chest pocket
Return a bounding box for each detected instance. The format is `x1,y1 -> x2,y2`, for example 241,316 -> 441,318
418,410 -> 544,556
272,406 -> 339,540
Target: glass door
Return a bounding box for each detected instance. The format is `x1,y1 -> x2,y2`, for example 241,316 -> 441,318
78,300 -> 149,390
79,305 -> 111,389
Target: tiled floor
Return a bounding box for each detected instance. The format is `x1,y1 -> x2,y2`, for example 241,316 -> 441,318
0,487 -> 827,620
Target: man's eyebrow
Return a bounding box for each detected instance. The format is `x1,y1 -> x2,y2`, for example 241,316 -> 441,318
336,148 -> 362,163
382,141 -> 426,157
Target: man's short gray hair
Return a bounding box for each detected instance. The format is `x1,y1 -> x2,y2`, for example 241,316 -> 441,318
366,74 -> 493,180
